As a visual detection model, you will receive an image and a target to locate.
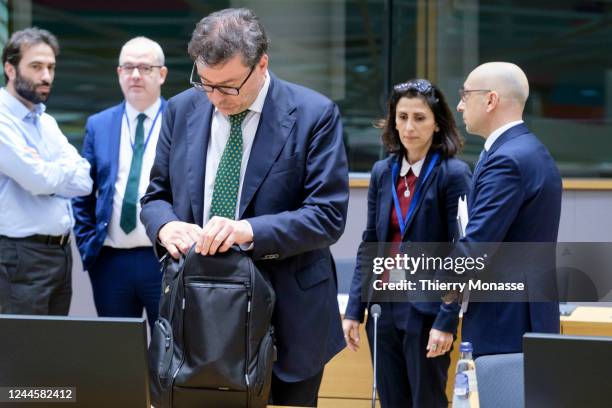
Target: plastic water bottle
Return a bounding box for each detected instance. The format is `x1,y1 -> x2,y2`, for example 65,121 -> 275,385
452,342 -> 480,408
452,372 -> 470,408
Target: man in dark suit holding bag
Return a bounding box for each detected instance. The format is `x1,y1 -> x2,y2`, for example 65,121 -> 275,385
140,8 -> 349,406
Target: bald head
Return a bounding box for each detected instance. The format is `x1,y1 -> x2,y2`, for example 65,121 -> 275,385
119,36 -> 165,66
458,62 -> 530,138
468,62 -> 529,109
117,36 -> 167,112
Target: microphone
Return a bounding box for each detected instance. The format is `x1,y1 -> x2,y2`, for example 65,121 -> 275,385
370,304 -> 382,408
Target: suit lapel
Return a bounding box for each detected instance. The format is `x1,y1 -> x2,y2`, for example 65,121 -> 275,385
487,122 -> 529,157
377,158 -> 394,242
186,94 -> 214,227
108,102 -> 124,189
470,122 -> 529,204
401,152 -> 440,240
239,75 -> 295,218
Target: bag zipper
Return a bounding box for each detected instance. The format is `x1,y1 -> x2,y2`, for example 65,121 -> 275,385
244,261 -> 254,408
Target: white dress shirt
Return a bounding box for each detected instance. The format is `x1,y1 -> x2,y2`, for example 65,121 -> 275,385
0,88 -> 92,237
484,120 -> 524,151
203,71 -> 271,223
104,98 -> 162,248
400,156 -> 425,177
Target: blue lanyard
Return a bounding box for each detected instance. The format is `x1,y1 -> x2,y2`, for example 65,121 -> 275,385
123,104 -> 163,152
391,152 -> 440,237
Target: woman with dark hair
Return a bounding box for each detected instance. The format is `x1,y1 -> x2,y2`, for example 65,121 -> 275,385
343,79 -> 471,408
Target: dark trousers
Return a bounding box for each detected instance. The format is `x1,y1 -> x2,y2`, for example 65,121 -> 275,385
269,369 -> 324,407
0,236 -> 72,315
366,303 -> 450,408
89,246 -> 161,329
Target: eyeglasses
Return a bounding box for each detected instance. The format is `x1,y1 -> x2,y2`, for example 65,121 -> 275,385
459,88 -> 491,102
118,64 -> 162,75
190,62 -> 255,96
394,79 -> 435,96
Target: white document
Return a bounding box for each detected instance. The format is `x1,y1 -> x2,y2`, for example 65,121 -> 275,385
457,195 -> 470,316
457,195 -> 468,239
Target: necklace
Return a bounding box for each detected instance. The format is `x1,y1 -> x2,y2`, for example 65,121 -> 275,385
403,175 -> 411,197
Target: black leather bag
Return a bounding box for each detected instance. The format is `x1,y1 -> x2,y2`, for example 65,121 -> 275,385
149,247 -> 276,407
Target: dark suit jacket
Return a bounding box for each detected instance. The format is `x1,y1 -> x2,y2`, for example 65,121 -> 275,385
140,74 -> 349,382
72,99 -> 167,270
345,151 -> 471,331
441,123 -> 562,355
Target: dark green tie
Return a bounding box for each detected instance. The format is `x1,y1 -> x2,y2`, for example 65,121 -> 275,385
209,110 -> 249,220
120,113 -> 147,233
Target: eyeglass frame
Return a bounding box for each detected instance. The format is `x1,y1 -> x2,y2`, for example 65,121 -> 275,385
118,64 -> 163,75
190,62 -> 256,96
458,88 -> 492,102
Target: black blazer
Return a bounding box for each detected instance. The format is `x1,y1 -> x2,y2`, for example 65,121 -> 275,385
345,151 -> 471,330
140,74 -> 350,381
459,124 -> 562,355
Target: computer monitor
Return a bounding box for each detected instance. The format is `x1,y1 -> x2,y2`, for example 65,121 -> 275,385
524,332 -> 612,408
0,315 -> 150,408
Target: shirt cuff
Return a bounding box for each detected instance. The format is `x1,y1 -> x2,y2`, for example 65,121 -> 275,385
239,220 -> 254,251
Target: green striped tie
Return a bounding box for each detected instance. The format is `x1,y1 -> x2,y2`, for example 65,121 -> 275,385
120,113 -> 147,233
210,110 -> 249,220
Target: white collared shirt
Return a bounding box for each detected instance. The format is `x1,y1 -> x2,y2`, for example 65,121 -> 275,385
104,98 -> 163,248
400,156 -> 425,177
203,71 -> 271,223
484,120 -> 524,151
0,88 -> 92,237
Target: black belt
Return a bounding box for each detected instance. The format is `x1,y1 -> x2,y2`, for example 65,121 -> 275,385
0,234 -> 70,246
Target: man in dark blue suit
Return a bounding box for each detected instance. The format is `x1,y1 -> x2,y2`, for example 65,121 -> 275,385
140,8 -> 349,406
73,37 -> 168,328
429,62 -> 562,358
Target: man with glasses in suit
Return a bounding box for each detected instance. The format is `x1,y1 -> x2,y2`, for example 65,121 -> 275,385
429,62 -> 562,358
73,37 -> 168,328
141,8 -> 349,406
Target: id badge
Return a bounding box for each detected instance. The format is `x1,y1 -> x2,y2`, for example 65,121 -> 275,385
389,268 -> 406,284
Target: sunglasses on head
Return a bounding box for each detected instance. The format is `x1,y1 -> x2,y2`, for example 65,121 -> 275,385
393,79 -> 434,96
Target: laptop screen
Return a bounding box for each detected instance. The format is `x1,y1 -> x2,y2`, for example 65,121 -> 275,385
0,315 -> 150,408
524,332 -> 612,408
